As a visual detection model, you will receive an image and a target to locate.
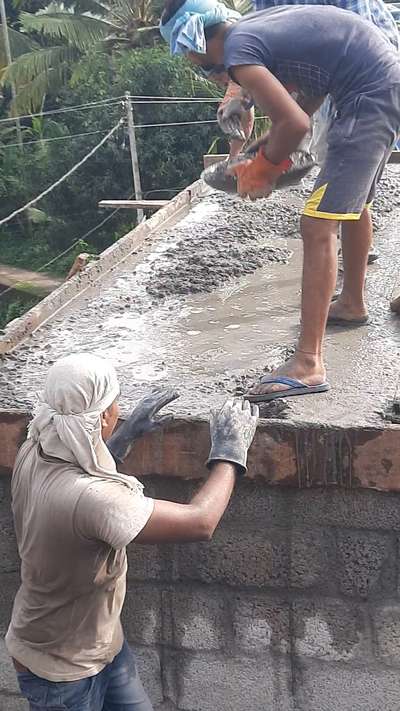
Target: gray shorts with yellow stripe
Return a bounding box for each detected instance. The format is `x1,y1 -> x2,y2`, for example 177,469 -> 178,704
303,84 -> 400,221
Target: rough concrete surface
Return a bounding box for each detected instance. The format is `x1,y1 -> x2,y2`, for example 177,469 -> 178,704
1,166 -> 400,432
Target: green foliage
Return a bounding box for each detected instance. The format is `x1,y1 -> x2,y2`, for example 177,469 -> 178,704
0,0 -> 228,327
0,294 -> 40,329
0,46 -> 224,293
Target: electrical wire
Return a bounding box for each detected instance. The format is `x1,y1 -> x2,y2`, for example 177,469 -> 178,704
1,128 -> 111,150
135,118 -> 218,128
0,195 -> 133,301
0,120 -> 123,227
0,96 -> 125,124
0,94 -> 222,126
134,115 -> 268,129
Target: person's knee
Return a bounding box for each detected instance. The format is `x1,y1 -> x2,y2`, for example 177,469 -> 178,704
300,215 -> 337,244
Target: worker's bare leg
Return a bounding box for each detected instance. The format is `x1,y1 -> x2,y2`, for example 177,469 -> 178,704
329,207 -> 371,321
250,216 -> 337,396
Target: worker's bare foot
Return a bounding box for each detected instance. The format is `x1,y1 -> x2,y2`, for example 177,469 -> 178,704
248,351 -> 326,397
327,296 -> 368,324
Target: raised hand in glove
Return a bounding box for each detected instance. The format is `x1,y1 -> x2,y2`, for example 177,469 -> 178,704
207,398 -> 259,476
230,148 -> 292,200
217,82 -> 254,141
107,389 -> 179,463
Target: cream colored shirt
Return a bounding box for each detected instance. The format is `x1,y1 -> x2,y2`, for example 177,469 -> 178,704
6,440 -> 154,682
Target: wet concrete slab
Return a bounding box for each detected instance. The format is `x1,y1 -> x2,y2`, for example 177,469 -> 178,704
1,169 -> 400,487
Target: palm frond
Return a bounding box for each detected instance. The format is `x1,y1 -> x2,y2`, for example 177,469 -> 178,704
8,56 -> 75,114
63,0 -> 110,15
0,27 -> 39,73
3,45 -> 78,87
20,11 -> 114,51
222,0 -> 252,13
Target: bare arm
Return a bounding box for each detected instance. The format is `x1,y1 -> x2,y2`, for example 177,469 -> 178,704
135,461 -> 236,544
230,65 -> 310,163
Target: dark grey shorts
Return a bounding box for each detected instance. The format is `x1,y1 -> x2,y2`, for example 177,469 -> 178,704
303,84 -> 400,220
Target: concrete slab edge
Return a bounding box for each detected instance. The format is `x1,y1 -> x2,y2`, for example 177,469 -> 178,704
0,181 -> 207,355
2,409 -> 400,491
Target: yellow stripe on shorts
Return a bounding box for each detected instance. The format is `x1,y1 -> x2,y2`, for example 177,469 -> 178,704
303,183 -> 362,220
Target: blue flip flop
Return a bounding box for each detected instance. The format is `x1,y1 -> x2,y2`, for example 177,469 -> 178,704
245,376 -> 330,403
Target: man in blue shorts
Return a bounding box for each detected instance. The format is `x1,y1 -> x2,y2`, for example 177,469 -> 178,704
161,0 -> 400,401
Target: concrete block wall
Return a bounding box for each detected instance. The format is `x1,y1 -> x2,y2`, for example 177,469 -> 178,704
3,475 -> 400,710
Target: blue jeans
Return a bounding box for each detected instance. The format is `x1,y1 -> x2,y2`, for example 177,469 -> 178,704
16,640 -> 153,711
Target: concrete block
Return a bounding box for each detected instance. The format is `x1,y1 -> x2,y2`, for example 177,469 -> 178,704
293,598 -> 369,662
0,510 -> 19,573
134,645 -> 163,707
0,477 -> 11,504
127,543 -> 172,582
0,639 -> 19,694
175,527 -> 289,588
373,604 -> 400,665
232,593 -> 290,654
336,530 -> 396,599
295,659 -> 400,711
0,697 -> 28,711
141,476 -> 196,504
289,528 -> 332,590
163,589 -> 226,651
223,484 -> 292,525
178,652 -> 293,711
122,584 -> 162,646
292,489 -> 400,531
0,574 -> 20,635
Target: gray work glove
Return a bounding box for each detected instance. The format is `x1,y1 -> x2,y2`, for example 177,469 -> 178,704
107,388 -> 179,463
217,94 -> 254,141
207,398 -> 259,475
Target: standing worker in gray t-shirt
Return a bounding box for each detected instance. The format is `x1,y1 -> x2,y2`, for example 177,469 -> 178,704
160,0 -> 400,402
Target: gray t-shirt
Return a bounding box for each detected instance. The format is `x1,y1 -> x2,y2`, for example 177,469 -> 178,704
224,6 -> 400,108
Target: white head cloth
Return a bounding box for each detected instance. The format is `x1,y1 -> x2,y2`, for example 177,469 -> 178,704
29,353 -> 139,490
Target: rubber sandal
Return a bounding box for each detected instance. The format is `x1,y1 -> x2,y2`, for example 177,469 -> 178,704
245,376 -> 330,403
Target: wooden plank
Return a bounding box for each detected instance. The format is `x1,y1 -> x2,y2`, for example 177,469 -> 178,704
0,182 -> 205,354
203,154 -> 228,169
98,199 -> 169,210
388,151 -> 400,164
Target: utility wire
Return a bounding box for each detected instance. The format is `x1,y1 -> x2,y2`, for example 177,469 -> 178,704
0,96 -> 125,124
0,120 -> 123,227
129,97 -> 221,104
2,113 -> 269,149
0,95 -> 222,125
135,118 -> 218,129
1,128 -> 110,150
0,195 -> 132,302
134,115 -> 268,129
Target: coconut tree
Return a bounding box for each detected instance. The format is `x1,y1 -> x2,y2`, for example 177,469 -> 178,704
1,0 -> 162,115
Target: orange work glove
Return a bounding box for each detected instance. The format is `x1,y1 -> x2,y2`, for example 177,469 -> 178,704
218,81 -> 254,142
230,149 -> 292,199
